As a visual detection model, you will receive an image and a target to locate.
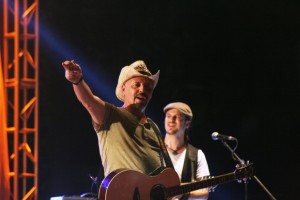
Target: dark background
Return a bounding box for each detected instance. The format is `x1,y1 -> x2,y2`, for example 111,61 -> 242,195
37,0 -> 300,199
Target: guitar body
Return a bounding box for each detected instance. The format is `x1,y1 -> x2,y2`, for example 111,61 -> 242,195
99,168 -> 180,200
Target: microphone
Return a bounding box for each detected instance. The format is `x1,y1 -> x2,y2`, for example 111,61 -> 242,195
211,132 -> 237,141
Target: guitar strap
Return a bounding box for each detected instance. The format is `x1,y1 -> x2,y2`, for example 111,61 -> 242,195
147,118 -> 174,169
182,144 -> 198,182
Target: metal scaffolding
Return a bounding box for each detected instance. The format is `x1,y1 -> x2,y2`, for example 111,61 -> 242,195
2,0 -> 39,199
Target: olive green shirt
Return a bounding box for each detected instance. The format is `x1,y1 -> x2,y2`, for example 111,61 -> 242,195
93,102 -> 163,177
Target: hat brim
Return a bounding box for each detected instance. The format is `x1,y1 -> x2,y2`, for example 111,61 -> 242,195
115,70 -> 160,102
163,102 -> 193,119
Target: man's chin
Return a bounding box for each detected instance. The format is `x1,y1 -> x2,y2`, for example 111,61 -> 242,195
135,99 -> 148,106
167,131 -> 177,135
130,101 -> 147,110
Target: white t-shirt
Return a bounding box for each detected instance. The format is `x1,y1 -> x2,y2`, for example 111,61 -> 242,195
168,148 -> 210,180
168,148 -> 210,200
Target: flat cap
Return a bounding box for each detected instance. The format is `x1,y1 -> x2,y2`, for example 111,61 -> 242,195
163,102 -> 193,119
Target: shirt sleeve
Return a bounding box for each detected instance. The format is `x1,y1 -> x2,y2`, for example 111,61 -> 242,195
196,149 -> 210,179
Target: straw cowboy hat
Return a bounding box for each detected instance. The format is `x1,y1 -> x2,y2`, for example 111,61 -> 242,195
115,60 -> 160,101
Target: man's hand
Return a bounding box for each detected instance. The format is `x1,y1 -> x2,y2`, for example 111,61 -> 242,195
62,60 -> 83,84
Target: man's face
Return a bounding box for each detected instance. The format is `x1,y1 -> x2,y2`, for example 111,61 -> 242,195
165,108 -> 189,136
122,76 -> 154,109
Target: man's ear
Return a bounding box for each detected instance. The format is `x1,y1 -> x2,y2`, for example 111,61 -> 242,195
185,120 -> 191,129
121,84 -> 126,97
121,84 -> 125,91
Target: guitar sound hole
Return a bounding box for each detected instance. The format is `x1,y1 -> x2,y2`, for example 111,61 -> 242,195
133,187 -> 140,200
150,184 -> 166,200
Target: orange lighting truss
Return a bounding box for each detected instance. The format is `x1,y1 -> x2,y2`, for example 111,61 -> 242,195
2,0 -> 39,199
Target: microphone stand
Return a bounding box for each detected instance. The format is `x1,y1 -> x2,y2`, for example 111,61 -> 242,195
220,139 -> 277,200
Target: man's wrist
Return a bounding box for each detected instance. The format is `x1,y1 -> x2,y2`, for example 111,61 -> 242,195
180,192 -> 190,200
73,75 -> 83,85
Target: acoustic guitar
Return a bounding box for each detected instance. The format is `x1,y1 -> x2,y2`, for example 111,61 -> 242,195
99,163 -> 255,200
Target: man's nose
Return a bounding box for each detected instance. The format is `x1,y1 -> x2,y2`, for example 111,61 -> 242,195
169,117 -> 176,122
138,84 -> 146,92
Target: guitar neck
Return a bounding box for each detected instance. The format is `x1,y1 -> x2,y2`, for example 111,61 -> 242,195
166,172 -> 236,197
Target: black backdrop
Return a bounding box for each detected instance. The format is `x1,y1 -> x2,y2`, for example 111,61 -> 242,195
38,1 -> 300,199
